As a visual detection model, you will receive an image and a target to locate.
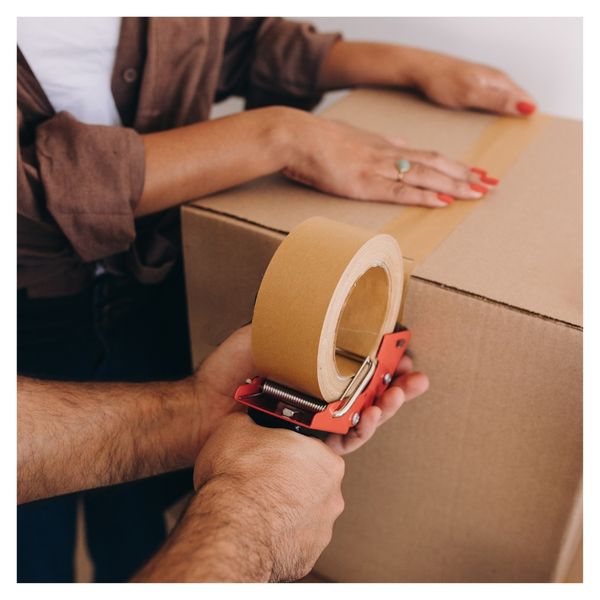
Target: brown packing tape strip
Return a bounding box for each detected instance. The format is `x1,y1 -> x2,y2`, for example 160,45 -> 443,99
382,113 -> 551,320
252,217 -> 403,402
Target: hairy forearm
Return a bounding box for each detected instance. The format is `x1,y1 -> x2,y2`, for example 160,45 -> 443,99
132,475 -> 273,582
17,376 -> 199,504
138,106 -> 297,216
317,40 -> 442,91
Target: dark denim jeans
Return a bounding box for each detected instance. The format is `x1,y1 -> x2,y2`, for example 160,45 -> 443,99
17,260 -> 193,582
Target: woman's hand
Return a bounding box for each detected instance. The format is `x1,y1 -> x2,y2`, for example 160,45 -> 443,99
413,53 -> 536,117
318,41 -> 536,117
283,111 -> 498,208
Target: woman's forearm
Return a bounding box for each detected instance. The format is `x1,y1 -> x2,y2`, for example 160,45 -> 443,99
138,106 -> 299,216
17,376 -> 199,504
316,40 -> 436,90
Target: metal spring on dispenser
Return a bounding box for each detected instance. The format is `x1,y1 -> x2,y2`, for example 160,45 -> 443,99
262,380 -> 328,413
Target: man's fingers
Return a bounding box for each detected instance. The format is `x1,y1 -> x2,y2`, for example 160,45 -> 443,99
373,370 -> 430,427
391,371 -> 430,403
198,324 -> 255,397
326,371 -> 429,455
374,386 -> 405,425
395,354 -> 413,376
373,371 -> 430,426
326,405 -> 381,455
343,406 -> 381,452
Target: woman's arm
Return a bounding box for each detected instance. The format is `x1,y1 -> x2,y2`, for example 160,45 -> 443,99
139,39 -> 533,217
139,107 -> 292,216
316,41 -> 536,116
138,103 -> 492,217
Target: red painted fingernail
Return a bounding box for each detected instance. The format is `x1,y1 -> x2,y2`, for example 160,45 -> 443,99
480,175 -> 500,185
470,167 -> 487,176
516,101 -> 536,116
437,193 -> 454,204
470,183 -> 488,194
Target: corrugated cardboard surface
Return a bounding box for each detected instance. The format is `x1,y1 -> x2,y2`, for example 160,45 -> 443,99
181,89 -> 582,582
314,278 -> 582,582
183,211 -> 282,355
413,116 -> 582,327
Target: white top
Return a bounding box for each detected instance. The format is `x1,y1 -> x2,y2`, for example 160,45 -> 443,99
17,17 -> 123,126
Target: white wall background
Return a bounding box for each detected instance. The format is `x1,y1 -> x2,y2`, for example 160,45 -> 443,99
212,17 -> 582,120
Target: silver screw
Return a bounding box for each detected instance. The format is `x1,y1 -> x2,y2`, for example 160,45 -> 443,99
383,373 -> 392,385
351,413 -> 361,426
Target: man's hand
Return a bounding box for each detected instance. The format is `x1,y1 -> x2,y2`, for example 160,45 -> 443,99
196,325 -> 429,458
326,354 -> 429,455
135,412 -> 345,582
195,413 -> 345,582
188,325 -> 253,453
133,330 -> 427,582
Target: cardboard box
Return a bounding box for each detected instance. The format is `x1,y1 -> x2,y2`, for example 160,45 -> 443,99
181,90 -> 582,582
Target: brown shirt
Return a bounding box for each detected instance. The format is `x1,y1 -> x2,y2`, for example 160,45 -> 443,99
17,17 -> 339,297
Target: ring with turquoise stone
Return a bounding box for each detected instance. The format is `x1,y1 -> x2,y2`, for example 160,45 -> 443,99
395,158 -> 411,181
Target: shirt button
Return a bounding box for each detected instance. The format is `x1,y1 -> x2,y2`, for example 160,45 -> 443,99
122,67 -> 138,83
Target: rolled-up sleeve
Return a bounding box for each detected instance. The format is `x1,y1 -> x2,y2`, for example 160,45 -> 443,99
219,18 -> 341,110
30,111 -> 145,262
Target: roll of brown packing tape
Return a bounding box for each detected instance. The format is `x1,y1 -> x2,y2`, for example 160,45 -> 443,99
252,217 -> 403,402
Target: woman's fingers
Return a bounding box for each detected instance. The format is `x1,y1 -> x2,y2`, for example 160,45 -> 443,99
366,170 -> 484,207
383,134 -> 408,148
394,148 -> 472,182
386,148 -> 501,190
366,178 -> 455,207
399,161 -> 486,199
465,70 -> 536,117
469,83 -> 535,116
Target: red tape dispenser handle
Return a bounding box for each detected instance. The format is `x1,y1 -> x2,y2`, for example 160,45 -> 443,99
235,328 -> 411,437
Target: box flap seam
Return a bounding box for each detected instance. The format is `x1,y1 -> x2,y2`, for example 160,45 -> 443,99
411,275 -> 582,331
186,204 -> 288,236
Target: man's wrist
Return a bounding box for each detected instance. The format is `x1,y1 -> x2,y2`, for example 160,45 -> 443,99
133,474 -> 274,582
188,475 -> 274,581
148,377 -> 203,470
